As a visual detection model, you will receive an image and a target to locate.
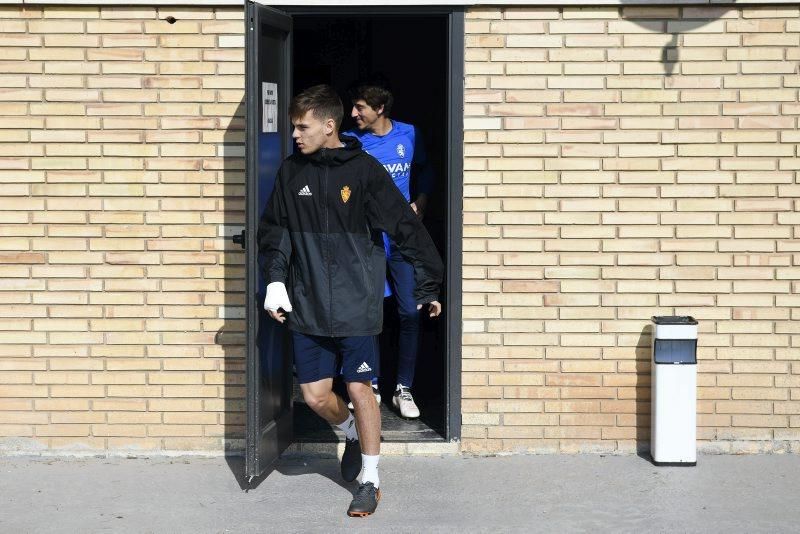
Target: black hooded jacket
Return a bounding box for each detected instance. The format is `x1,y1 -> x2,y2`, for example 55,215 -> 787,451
257,135 -> 444,337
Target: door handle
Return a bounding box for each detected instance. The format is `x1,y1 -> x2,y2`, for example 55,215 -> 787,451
231,230 -> 246,249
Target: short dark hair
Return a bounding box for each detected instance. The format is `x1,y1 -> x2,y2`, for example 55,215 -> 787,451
350,74 -> 393,116
289,84 -> 343,128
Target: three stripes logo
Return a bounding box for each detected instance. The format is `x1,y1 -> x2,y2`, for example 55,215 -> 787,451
356,362 -> 372,373
298,185 -> 312,196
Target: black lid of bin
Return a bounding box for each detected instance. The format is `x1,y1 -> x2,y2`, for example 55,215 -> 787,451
651,315 -> 697,325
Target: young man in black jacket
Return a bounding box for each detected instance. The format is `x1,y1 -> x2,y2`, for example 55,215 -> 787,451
257,85 -> 443,517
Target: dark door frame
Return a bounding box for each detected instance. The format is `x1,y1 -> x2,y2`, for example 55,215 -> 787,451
270,6 -> 464,442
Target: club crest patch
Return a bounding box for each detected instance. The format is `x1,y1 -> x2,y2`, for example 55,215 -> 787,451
341,185 -> 351,204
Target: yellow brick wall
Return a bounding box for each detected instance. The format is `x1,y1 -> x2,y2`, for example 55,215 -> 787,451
0,4 -> 798,455
462,5 -> 800,455
0,4 -> 246,452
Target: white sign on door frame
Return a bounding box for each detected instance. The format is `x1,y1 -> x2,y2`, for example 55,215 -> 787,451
262,82 -> 278,134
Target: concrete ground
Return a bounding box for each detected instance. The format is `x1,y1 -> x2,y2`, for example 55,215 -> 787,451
1,453 -> 799,533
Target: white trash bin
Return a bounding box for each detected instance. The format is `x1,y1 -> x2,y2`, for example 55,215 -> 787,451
650,315 -> 697,466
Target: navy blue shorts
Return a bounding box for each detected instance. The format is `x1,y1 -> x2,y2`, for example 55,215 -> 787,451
291,332 -> 380,384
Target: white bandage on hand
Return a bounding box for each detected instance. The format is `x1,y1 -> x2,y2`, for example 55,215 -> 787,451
264,282 -> 293,312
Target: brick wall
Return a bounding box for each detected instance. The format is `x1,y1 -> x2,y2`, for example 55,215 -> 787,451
0,3 -> 798,455
0,4 -> 246,452
462,5 -> 800,454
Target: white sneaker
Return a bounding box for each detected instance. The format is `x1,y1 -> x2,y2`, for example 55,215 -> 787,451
348,386 -> 381,410
392,386 -> 420,419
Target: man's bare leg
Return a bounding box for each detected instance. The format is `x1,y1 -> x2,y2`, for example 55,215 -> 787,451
347,380 -> 381,454
300,378 -> 350,425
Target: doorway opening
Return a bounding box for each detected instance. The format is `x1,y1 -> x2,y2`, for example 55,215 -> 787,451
289,13 -> 454,442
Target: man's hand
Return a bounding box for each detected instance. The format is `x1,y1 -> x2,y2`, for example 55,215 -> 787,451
268,308 -> 287,323
416,300 -> 441,318
410,194 -> 428,220
264,282 -> 292,324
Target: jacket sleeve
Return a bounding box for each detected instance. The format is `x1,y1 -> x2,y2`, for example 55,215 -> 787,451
364,158 -> 443,305
256,164 -> 292,285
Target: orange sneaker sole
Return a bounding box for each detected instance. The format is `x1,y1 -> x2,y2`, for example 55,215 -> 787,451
347,489 -> 381,517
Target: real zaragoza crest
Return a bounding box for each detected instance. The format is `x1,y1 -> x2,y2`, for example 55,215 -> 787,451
341,185 -> 351,203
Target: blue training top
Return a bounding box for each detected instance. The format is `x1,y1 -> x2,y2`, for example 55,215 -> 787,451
345,120 -> 434,297
345,120 -> 433,202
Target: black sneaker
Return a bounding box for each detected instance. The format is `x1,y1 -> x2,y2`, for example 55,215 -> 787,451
341,437 -> 361,482
347,482 -> 381,517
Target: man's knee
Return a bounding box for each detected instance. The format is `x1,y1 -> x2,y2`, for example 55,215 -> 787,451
347,381 -> 374,404
303,391 -> 329,412
301,383 -> 333,412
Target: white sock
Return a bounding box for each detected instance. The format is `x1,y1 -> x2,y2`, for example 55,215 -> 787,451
336,413 -> 358,441
396,383 -> 408,391
361,453 -> 380,488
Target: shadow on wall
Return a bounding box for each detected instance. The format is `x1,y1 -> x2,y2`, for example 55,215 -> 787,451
635,324 -> 652,459
621,7 -> 725,76
215,100 -> 248,485
620,4 -> 722,452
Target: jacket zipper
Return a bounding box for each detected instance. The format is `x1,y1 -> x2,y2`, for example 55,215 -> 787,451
323,162 -> 333,336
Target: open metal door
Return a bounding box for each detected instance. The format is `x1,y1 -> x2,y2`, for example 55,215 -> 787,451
244,1 -> 293,479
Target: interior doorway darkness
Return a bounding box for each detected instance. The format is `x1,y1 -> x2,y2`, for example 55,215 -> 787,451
291,14 -> 449,441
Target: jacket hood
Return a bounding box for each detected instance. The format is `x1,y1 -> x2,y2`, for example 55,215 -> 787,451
305,134 -> 363,167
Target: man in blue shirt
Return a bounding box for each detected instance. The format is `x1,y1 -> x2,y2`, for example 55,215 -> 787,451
344,78 -> 436,419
